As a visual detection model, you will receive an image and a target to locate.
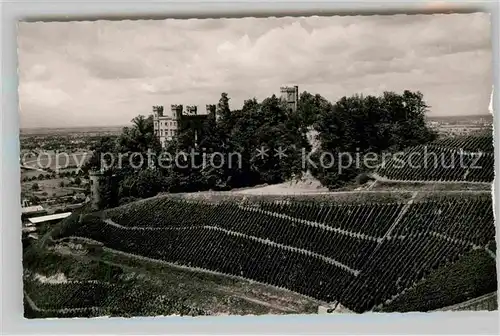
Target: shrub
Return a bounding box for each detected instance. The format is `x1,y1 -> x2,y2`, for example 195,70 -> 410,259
355,173 -> 371,185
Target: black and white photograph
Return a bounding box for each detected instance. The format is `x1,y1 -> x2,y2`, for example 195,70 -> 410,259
18,12 -> 496,318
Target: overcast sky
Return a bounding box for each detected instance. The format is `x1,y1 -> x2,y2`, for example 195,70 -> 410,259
18,13 -> 492,128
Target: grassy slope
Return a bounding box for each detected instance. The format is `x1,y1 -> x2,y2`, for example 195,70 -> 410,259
23,242 -> 320,318
378,249 -> 497,312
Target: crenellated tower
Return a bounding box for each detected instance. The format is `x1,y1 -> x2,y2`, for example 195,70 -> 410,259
185,105 -> 198,115
280,85 -> 299,113
89,170 -> 103,211
153,105 -> 164,118
171,104 -> 183,121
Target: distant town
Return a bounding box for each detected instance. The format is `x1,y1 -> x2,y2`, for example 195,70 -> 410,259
426,115 -> 493,137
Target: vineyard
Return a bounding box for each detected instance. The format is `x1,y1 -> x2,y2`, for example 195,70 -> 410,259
431,134 -> 493,153
378,249 -> 497,312
23,278 -> 213,318
23,246 -> 319,318
44,190 -> 496,314
376,134 -> 494,183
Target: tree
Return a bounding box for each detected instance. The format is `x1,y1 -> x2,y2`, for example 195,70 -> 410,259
59,181 -> 65,188
117,115 -> 161,155
222,95 -> 309,187
216,93 -> 231,123
310,90 -> 437,190
84,136 -> 118,173
297,91 -> 331,128
74,177 -> 82,186
31,183 -> 39,191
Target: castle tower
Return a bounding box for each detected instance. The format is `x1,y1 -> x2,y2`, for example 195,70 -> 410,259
89,170 -> 103,211
280,85 -> 299,113
152,105 -> 163,138
171,104 -> 183,121
153,105 -> 164,118
186,105 -> 198,115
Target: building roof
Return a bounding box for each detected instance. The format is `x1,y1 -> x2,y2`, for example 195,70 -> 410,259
22,205 -> 45,214
28,212 -> 71,224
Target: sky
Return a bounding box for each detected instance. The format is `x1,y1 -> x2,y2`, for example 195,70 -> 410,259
18,13 -> 492,128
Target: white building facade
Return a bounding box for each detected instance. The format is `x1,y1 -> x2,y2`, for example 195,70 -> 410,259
152,105 -> 181,148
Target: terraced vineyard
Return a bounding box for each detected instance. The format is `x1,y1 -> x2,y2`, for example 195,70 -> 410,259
378,249 -> 497,312
47,191 -> 497,314
23,247 -> 318,318
376,135 -> 494,183
431,134 -> 493,153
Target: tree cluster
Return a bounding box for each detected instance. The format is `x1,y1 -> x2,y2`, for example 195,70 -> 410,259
309,91 -> 437,189
86,89 -> 436,208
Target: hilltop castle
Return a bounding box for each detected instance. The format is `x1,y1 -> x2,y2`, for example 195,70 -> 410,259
152,86 -> 299,148
152,104 -> 216,148
90,86 -> 299,210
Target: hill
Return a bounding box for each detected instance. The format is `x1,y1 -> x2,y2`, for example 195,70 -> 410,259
24,190 -> 496,316
376,134 -> 494,184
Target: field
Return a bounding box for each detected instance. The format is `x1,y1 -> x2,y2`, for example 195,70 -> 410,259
24,189 -> 496,317
21,178 -> 77,198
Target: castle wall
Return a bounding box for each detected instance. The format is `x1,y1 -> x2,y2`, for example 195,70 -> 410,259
436,292 -> 498,311
89,172 -> 102,210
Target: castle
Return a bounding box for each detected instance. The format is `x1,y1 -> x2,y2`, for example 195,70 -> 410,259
152,104 -> 216,148
153,86 -> 299,148
88,86 -> 300,210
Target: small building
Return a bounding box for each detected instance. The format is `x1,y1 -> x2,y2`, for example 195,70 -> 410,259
73,192 -> 86,201
89,170 -> 103,211
27,212 -> 72,226
21,205 -> 47,221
